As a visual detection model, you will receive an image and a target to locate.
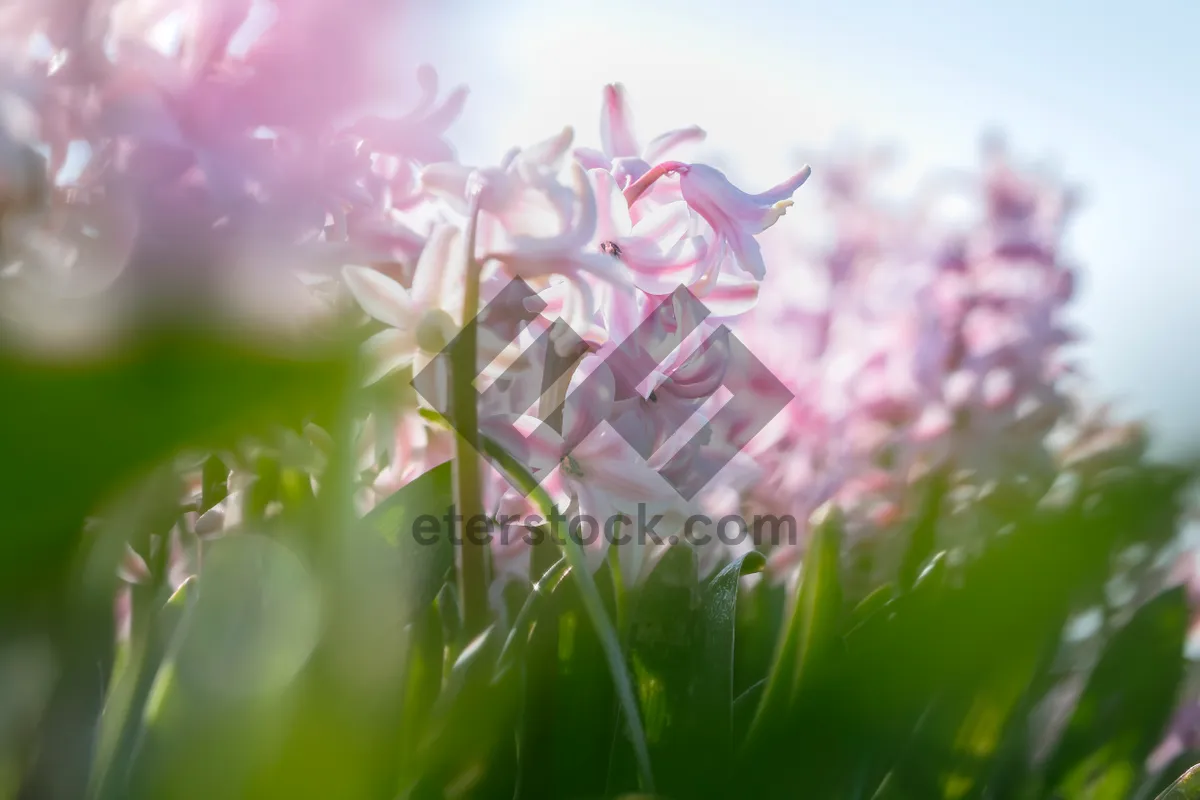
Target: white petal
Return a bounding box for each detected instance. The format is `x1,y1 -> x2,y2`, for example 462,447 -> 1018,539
342,265 -> 413,328
410,224 -> 464,315
363,328 -> 417,385
588,167 -> 633,240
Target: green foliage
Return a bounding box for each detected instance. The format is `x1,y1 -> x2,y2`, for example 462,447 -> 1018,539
3,325 -> 1200,799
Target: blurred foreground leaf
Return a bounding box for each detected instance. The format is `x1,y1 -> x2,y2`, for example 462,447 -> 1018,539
1045,587 -> 1187,798
1157,764 -> 1200,799
0,325 -> 353,602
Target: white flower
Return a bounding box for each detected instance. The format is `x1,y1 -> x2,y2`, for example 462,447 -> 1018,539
341,223 -> 464,385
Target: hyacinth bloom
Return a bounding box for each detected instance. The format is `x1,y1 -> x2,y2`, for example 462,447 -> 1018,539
341,223 -> 463,385
4,1 -> 1197,796
679,163 -> 812,280
418,125 -> 577,242
573,82 -> 706,191
588,167 -> 708,295
1,0 -> 1112,603
483,162 -> 620,284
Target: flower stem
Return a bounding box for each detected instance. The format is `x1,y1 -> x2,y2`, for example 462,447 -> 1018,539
623,160 -> 689,207
452,177 -> 489,637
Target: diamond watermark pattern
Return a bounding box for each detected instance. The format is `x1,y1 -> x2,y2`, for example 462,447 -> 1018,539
411,278 -> 794,501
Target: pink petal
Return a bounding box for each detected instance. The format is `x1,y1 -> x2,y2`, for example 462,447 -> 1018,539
588,167 -> 634,241
694,271 -> 761,318
521,126 -> 575,168
570,483 -> 614,571
562,359 -> 616,450
619,235 -> 708,295
573,147 -> 612,171
600,83 -> 639,159
510,414 -> 568,475
643,125 -> 707,163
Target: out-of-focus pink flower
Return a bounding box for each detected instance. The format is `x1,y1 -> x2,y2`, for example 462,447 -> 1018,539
352,65 -> 468,167
371,410 -> 455,500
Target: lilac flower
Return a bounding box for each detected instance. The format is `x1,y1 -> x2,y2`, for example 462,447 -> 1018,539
483,162 -> 621,285
1,0 -> 1119,601
574,82 -> 706,190
678,163 -> 812,280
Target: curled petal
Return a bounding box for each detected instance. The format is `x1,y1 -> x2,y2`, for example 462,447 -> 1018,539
661,328 -> 729,399
680,163 -> 811,278
694,271 -> 760,318
418,162 -> 473,212
642,125 -> 707,163
511,413 -> 568,475
569,484 -> 616,572
620,235 -> 708,295
610,156 -> 652,189
420,85 -> 469,133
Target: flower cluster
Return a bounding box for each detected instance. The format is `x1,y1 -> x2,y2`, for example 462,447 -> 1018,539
354,82 -> 813,583
736,138 -> 1087,575
0,0 -> 1140,594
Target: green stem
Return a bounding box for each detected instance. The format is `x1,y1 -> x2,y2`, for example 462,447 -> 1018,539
453,179 -> 489,637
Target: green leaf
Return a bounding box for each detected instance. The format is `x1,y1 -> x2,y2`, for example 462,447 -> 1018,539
697,552 -> 766,748
531,559 -> 620,798
405,625 -> 522,797
1155,764 -> 1200,799
393,604 -> 443,791
356,461 -> 455,627
847,582 -> 894,634
91,575 -> 196,800
689,551 -> 766,794
746,504 -> 843,751
625,545 -> 699,796
494,556 -> 569,678
557,520 -> 656,794
481,437 -> 656,793
1045,587 -> 1188,798
898,470 -> 947,590
0,327 -> 352,604
732,679 -> 766,747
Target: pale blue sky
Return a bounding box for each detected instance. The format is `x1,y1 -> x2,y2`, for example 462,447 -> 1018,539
408,0 -> 1200,455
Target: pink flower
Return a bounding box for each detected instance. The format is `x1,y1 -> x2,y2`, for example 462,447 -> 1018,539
352,65 -> 468,166
420,126 -> 578,245
371,410 -> 455,499
679,163 -> 812,280
483,162 -> 621,285
574,83 -> 706,190
588,167 -> 707,295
